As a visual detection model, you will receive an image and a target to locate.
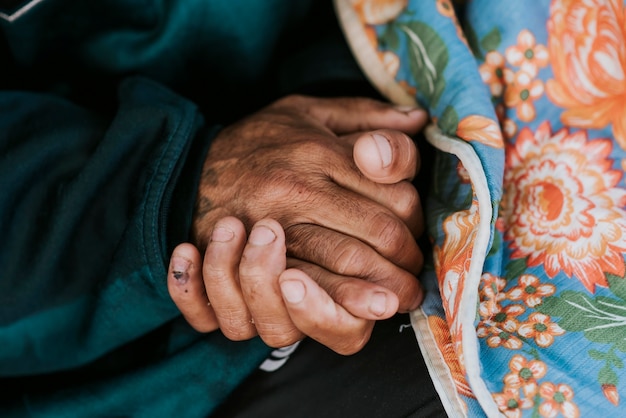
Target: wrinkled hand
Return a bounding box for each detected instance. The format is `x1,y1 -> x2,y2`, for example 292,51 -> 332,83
170,95 -> 428,354
192,95 -> 427,307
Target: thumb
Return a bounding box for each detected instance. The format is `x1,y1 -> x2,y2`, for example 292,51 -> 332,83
353,129 -> 420,184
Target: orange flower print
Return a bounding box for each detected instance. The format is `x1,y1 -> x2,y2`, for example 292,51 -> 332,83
504,354 -> 548,398
546,0 -> 626,150
456,161 -> 471,184
428,315 -> 474,398
352,0 -> 408,25
518,312 -> 564,348
479,272 -> 507,319
381,50 -> 400,76
436,0 -> 455,17
491,304 -> 525,332
507,274 -> 556,308
478,325 -> 524,350
493,388 -> 534,418
502,121 -> 626,293
503,69 -> 544,122
602,383 -> 620,406
480,51 -> 506,97
434,200 -> 480,327
398,80 -> 417,97
478,304 -> 525,349
496,103 -> 519,141
457,114 -> 505,149
362,25 -> 402,79
538,382 -> 580,418
503,118 -> 518,140
505,29 -> 549,77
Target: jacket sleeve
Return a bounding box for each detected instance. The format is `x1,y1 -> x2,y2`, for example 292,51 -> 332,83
0,76 -> 213,375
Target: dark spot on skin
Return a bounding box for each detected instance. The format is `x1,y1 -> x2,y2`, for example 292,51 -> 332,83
194,196 -> 213,219
173,271 -> 184,280
202,167 -> 219,186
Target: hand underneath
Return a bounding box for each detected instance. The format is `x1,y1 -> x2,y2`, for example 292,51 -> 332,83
169,217 -> 403,355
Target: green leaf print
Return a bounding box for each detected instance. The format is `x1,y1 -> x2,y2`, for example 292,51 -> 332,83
397,22 -> 448,108
539,290 -> 626,352
379,24 -> 400,51
439,105 -> 459,137
537,268 -> 626,394
607,272 -> 626,301
480,27 -> 502,53
487,228 -> 501,258
505,257 -> 528,282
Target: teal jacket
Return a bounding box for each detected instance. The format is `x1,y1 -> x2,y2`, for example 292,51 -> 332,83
0,0 -> 321,416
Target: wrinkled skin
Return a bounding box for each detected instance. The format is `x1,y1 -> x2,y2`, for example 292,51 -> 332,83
169,95 -> 428,354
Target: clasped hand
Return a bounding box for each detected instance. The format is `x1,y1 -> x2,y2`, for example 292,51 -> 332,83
168,95 -> 428,355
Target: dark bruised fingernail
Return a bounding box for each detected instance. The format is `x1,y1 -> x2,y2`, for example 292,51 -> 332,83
171,257 -> 191,284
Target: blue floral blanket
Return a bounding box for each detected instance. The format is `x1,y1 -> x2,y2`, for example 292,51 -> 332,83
335,1 -> 626,416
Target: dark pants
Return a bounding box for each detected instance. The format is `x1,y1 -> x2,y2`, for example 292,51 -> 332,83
213,314 -> 446,417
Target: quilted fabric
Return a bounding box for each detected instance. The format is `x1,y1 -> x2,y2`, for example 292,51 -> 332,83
335,0 -> 626,416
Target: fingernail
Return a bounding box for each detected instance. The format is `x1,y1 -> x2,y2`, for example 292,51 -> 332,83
406,108 -> 425,119
171,256 -> 191,284
211,226 -> 234,243
369,292 -> 388,316
394,105 -> 416,113
371,134 -> 392,168
281,279 -> 305,304
249,225 -> 276,246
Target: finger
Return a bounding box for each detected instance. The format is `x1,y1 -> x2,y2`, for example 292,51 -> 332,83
168,243 -> 219,333
203,217 -> 256,340
278,95 -> 428,136
326,129 -> 424,236
285,184 -> 423,274
285,225 -> 424,312
239,219 -> 305,348
286,258 -> 402,318
352,129 -> 420,184
278,269 -> 375,355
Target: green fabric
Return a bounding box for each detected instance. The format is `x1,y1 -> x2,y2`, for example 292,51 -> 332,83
0,0 -> 321,415
0,76 -> 271,416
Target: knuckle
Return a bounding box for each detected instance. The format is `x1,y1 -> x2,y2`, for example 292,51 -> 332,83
334,244 -> 370,276
203,264 -> 230,284
218,311 -> 255,341
393,183 -> 420,220
371,212 -> 405,254
335,329 -> 371,355
260,329 -> 300,348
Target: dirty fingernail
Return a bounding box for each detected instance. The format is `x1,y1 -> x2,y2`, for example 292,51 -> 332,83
249,225 -> 276,246
171,257 -> 191,284
211,226 -> 234,243
369,291 -> 388,316
281,279 -> 306,304
372,133 -> 392,168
